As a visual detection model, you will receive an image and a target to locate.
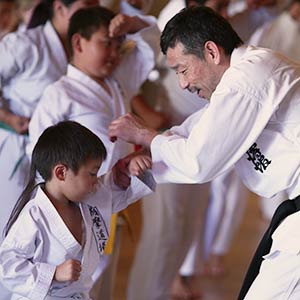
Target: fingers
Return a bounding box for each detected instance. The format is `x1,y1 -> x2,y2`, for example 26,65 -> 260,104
129,155 -> 152,176
55,259 -> 82,282
112,159 -> 131,189
109,14 -> 129,37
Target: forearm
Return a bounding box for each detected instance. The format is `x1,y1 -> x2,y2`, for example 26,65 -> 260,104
127,15 -> 149,33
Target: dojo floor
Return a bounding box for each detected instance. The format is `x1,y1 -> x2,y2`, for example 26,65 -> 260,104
114,192 -> 269,300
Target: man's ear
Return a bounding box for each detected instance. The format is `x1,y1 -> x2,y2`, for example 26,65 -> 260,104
204,41 -> 221,64
72,33 -> 83,54
53,164 -> 68,181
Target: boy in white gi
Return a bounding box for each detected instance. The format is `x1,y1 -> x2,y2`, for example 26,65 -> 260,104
109,6 -> 300,300
0,120 -> 153,300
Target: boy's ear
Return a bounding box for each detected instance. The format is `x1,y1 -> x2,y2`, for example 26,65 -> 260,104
53,164 -> 67,181
72,33 -> 83,54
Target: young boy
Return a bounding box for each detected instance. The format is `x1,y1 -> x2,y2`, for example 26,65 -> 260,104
27,5 -> 159,174
0,120 -> 153,299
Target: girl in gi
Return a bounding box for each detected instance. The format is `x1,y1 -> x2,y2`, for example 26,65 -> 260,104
0,0 -> 99,296
0,120 -> 153,300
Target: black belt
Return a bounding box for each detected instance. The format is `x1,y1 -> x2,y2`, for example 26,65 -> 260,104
238,194 -> 300,299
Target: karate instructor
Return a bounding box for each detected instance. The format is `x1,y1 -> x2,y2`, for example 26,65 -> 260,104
109,6 -> 300,300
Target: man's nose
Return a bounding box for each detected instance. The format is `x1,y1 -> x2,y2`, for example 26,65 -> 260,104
178,75 -> 189,90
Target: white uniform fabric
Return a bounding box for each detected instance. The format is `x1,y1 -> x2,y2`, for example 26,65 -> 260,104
0,174 -> 152,300
152,45 -> 300,199
0,21 -> 67,299
249,11 -> 300,220
151,46 -> 300,298
126,2 -> 211,299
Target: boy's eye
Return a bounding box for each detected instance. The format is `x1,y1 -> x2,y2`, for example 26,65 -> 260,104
89,172 -> 97,177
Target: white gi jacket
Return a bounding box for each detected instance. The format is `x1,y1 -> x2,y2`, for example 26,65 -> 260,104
0,21 -> 67,117
0,19 -> 67,259
0,174 -> 153,300
27,16 -> 160,174
151,45 -> 300,200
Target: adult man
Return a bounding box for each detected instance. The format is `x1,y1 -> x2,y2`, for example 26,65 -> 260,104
109,6 -> 300,299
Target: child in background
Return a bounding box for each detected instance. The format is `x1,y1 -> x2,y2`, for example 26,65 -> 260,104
0,120 -> 153,300
27,5 -> 159,174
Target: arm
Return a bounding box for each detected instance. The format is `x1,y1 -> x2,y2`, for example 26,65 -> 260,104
0,32 -> 32,133
131,93 -> 169,130
110,87 -> 276,184
112,14 -> 161,99
0,206 -> 82,299
0,208 -> 56,299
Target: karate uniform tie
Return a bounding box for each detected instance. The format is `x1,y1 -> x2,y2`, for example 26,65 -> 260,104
238,195 -> 300,300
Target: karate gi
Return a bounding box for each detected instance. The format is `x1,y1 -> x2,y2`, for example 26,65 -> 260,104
249,11 -> 300,221
0,174 -> 153,300
151,45 -> 300,299
0,21 -> 67,299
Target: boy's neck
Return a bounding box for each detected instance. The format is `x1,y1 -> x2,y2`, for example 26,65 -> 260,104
71,61 -> 112,96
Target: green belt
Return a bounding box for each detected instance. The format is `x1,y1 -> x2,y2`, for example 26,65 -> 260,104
0,121 -> 16,133
0,121 -> 26,179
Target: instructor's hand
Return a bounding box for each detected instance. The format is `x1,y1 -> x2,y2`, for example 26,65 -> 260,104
108,113 -> 158,147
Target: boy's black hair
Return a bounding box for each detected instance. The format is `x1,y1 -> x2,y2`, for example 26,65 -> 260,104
160,6 -> 243,59
67,6 -> 116,57
4,120 -> 107,236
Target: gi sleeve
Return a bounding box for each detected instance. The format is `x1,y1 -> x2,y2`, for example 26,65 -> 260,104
0,207 -> 56,299
93,172 -> 154,213
151,86 -> 277,184
0,31 -> 36,92
114,15 -> 161,100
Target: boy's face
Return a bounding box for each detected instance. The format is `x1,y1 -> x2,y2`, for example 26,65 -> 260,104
75,25 -> 123,82
63,157 -> 102,202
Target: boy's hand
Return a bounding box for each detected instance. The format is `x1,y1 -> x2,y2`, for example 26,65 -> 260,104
54,259 -> 81,282
109,14 -> 148,37
128,154 -> 152,177
112,158 -> 131,190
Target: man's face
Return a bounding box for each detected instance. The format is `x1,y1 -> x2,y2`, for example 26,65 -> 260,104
166,42 -> 222,100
